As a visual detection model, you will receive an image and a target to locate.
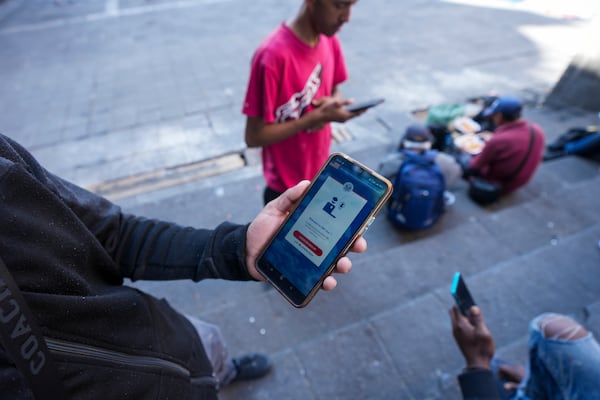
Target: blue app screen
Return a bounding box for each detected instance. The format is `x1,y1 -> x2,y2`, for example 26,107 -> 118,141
260,155 -> 389,296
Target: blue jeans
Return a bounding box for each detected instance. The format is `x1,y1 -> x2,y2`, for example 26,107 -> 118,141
564,132 -> 600,156
513,313 -> 600,400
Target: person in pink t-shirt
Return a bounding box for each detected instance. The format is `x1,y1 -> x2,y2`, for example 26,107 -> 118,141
242,0 -> 365,205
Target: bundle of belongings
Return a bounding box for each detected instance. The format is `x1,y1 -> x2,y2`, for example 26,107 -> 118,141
414,95 -> 498,154
543,125 -> 600,162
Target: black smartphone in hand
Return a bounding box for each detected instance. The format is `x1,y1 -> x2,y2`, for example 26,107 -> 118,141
256,153 -> 393,308
345,98 -> 385,113
451,272 -> 476,316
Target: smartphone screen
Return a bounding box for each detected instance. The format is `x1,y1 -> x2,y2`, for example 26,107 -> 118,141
256,153 -> 392,307
451,272 -> 476,316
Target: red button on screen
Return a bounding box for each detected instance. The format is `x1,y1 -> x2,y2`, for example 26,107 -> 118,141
293,230 -> 323,256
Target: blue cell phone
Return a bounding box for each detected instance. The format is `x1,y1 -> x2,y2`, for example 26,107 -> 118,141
451,272 -> 476,316
256,153 -> 392,308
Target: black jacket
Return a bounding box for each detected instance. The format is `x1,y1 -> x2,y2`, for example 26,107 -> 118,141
0,134 -> 253,399
458,369 -> 503,400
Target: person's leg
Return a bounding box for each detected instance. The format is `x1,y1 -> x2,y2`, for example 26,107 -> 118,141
186,315 -> 238,385
263,186 -> 283,206
514,313 -> 600,400
185,315 -> 272,386
435,152 -> 462,189
564,132 -> 600,157
449,149 -> 473,181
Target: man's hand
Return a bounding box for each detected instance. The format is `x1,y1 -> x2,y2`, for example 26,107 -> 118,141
245,96 -> 366,146
449,305 -> 495,370
309,96 -> 364,128
498,363 -> 526,391
245,180 -> 366,290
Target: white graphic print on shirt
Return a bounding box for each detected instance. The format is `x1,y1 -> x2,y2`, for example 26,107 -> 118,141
275,64 -> 322,123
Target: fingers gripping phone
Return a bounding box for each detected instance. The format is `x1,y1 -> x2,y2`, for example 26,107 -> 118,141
451,272 -> 477,316
256,153 -> 393,308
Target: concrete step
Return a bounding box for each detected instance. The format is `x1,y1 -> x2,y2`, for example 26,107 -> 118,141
215,221 -> 600,400
585,300 -> 600,338
127,143 -> 600,400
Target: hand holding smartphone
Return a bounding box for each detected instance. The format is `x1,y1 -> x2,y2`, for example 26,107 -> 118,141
345,98 -> 385,113
256,153 -> 393,307
451,272 -> 476,316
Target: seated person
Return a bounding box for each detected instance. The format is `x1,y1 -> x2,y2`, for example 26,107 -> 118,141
461,96 -> 546,195
449,305 -> 600,400
378,123 -> 462,197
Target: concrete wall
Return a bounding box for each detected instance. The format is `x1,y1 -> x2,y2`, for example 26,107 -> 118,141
545,52 -> 600,111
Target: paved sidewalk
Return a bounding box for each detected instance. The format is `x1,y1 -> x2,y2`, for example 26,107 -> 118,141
1,1 -> 599,399
1,0 -> 598,189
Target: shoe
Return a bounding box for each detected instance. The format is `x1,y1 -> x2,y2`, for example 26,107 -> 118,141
443,191 -> 456,207
231,353 -> 272,382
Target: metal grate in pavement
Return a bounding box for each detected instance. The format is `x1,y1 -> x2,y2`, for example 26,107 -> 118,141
87,152 -> 245,201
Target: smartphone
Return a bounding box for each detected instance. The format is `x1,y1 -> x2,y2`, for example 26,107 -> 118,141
345,98 -> 385,113
451,272 -> 476,316
256,153 -> 393,308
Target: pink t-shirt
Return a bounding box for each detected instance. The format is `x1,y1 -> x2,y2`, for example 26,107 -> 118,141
242,23 -> 348,192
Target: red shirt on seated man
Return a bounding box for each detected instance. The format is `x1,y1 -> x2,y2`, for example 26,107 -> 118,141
468,96 -> 546,193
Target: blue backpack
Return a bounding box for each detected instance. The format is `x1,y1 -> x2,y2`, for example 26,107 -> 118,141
387,150 -> 446,230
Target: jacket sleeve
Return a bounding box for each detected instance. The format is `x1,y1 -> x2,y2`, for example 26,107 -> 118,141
61,175 -> 253,282
1,134 -> 253,283
113,217 -> 253,282
457,369 -> 502,400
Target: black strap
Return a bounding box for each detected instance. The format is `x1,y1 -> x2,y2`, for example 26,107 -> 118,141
504,125 -> 536,183
0,257 -> 67,399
